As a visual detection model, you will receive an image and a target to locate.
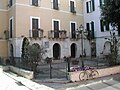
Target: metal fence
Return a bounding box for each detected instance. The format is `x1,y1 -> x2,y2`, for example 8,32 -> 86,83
0,57 -> 32,70
0,56 -> 120,80
36,61 -> 67,79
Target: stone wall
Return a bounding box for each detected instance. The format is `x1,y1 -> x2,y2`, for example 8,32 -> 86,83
68,66 -> 120,82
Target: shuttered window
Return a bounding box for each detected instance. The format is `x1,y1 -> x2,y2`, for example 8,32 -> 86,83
86,22 -> 95,39
86,2 -> 89,13
32,0 -> 38,6
32,18 -> 38,29
100,19 -> 110,32
86,0 -> 95,13
54,21 -> 59,38
70,1 -> 76,13
53,0 -> 59,10
71,23 -> 76,39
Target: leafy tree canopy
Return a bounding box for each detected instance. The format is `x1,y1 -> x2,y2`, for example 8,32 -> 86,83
101,0 -> 120,29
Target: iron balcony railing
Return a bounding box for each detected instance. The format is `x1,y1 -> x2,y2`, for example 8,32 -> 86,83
69,32 -> 80,40
48,30 -> 67,39
29,29 -> 43,38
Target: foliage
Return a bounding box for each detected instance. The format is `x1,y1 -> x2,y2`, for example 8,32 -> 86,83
101,0 -> 120,34
105,33 -> 118,66
26,43 -> 46,77
21,37 -> 29,59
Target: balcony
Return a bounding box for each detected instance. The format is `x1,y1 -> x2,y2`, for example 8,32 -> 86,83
48,30 -> 67,39
69,32 -> 80,40
29,29 -> 43,39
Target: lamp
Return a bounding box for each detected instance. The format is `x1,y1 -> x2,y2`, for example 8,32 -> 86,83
76,24 -> 85,68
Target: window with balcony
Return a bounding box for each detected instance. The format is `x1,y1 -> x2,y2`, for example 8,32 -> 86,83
86,0 -> 95,13
53,20 -> 59,38
53,0 -> 59,10
100,20 -> 110,32
86,21 -> 95,39
71,22 -> 76,39
32,18 -> 39,37
70,0 -> 76,13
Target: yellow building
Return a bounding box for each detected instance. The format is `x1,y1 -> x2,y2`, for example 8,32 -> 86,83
0,0 -> 83,60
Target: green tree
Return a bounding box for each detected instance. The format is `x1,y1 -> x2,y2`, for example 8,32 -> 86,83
21,37 -> 29,59
26,43 -> 46,77
101,0 -> 120,35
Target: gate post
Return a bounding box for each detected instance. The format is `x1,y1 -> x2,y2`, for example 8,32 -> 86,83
46,57 -> 53,79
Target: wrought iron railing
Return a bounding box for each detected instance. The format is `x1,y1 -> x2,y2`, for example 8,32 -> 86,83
48,30 -> 67,39
29,29 -> 43,39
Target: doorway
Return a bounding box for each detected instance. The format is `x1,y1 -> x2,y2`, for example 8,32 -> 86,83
53,43 -> 61,59
71,43 -> 76,58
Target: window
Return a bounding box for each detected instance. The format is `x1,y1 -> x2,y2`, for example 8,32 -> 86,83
51,0 -> 60,10
53,0 -> 59,10
86,0 -> 95,13
70,0 -> 76,13
100,20 -> 110,32
32,18 -> 39,37
70,22 -> 76,39
9,17 -> 13,38
30,17 -> 40,38
86,21 -> 95,39
32,18 -> 39,29
53,20 -> 60,38
32,0 -> 39,6
8,0 -> 13,7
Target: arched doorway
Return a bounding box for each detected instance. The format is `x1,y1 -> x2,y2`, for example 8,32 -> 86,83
103,41 -> 111,55
53,43 -> 60,60
71,43 -> 76,58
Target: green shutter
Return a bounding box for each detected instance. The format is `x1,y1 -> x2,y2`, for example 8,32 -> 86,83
86,23 -> 90,40
100,20 -> 104,32
92,0 -> 95,11
91,21 -> 95,39
86,2 -> 89,13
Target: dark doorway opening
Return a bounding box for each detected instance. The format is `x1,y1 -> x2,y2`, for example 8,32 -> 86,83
71,43 -> 76,58
53,43 -> 60,59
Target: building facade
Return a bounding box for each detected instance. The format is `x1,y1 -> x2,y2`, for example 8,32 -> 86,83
0,0 -> 85,60
1,0 -> 118,61
83,0 -> 118,56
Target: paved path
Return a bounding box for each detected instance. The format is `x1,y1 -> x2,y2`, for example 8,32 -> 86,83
1,65 -> 120,90
0,66 -> 54,90
67,78 -> 120,90
35,74 -> 120,90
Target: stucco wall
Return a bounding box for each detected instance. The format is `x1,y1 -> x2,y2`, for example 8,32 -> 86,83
0,40 -> 8,57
